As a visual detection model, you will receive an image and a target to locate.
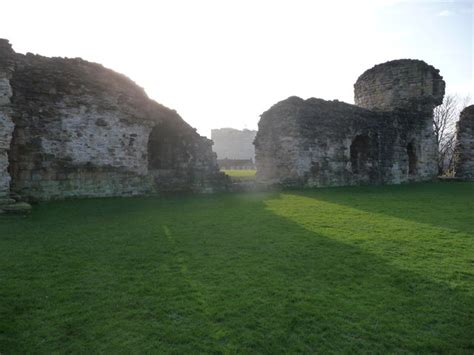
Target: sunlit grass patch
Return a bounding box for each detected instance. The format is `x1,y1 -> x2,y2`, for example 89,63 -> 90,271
221,169 -> 256,181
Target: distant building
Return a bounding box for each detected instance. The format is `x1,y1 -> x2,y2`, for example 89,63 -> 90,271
211,128 -> 257,162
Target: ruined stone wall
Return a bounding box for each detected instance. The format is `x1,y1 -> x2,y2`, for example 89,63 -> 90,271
255,98 -> 437,187
211,128 -> 257,161
255,59 -> 443,187
454,105 -> 474,180
8,52 -> 155,199
0,39 -> 227,200
0,40 -> 15,198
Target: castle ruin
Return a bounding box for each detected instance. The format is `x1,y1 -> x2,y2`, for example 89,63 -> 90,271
454,105 -> 474,180
254,59 -> 447,187
1,39 -> 472,208
0,39 -> 228,203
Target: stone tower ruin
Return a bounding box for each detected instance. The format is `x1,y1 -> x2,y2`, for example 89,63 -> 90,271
254,59 -> 445,187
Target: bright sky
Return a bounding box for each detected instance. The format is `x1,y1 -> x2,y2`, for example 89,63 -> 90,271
1,0 -> 472,137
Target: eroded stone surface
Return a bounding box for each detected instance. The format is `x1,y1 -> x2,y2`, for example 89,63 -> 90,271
255,59 -> 443,187
454,105 -> 474,180
0,40 -> 15,198
354,59 -> 445,112
0,39 -> 228,200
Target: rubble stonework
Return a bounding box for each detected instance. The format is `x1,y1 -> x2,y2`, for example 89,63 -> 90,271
0,40 -> 15,198
354,59 -> 445,112
454,105 -> 474,180
254,60 -> 444,187
0,39 -> 228,201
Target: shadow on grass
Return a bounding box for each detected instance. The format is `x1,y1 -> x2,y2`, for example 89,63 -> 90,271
0,190 -> 473,352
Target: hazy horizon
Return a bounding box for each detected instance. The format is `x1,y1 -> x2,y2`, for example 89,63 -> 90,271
1,0 -> 472,138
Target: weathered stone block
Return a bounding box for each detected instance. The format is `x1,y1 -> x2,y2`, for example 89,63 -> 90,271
0,197 -> 15,206
1,201 -> 32,214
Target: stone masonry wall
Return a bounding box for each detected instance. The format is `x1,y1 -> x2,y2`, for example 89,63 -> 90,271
1,39 -> 227,200
8,52 -> 157,199
354,59 -> 445,112
255,97 -> 437,187
454,105 -> 474,180
255,59 -> 443,187
0,40 -> 15,198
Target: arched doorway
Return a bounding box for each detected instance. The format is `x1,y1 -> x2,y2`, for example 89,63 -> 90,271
7,125 -> 21,193
147,123 -> 185,171
148,128 -> 173,170
350,134 -> 370,174
147,122 -> 193,191
407,141 -> 417,175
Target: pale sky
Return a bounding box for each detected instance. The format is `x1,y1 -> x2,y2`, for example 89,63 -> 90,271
1,0 -> 472,137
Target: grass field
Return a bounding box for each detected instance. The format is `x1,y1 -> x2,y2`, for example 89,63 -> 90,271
1,182 -> 473,353
221,169 -> 256,181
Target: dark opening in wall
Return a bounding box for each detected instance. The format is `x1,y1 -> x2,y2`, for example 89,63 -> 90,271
7,125 -> 20,192
407,141 -> 417,175
147,121 -> 194,172
147,122 -> 197,192
148,124 -> 181,170
350,135 -> 370,174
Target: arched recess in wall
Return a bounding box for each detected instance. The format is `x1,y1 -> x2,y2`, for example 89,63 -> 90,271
350,134 -> 370,174
148,123 -> 179,170
7,125 -> 20,192
407,140 -> 417,175
147,122 -> 192,171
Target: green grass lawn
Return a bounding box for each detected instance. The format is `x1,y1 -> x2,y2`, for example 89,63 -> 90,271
1,182 -> 473,353
221,169 -> 256,181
